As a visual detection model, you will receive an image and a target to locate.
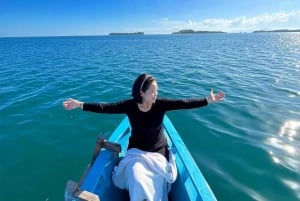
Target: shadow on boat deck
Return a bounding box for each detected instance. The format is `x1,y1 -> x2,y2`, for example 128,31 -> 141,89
113,189 -> 174,201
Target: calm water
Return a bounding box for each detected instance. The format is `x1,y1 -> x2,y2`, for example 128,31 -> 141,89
0,33 -> 299,201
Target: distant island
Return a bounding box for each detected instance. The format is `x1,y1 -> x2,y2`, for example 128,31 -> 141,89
109,32 -> 144,35
253,29 -> 300,33
172,29 -> 226,34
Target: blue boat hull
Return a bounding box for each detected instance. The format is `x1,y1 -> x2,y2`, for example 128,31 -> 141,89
65,116 -> 217,201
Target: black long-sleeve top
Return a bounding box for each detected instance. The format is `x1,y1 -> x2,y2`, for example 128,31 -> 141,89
83,98 -> 208,152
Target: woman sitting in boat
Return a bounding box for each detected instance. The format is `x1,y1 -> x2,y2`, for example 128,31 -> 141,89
63,73 -> 225,201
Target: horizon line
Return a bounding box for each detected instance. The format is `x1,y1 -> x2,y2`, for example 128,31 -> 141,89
1,29 -> 300,38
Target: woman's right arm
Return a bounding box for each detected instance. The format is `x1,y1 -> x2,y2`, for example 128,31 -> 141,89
62,98 -> 129,114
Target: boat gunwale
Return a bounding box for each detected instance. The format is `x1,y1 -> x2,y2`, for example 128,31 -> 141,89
163,115 -> 217,201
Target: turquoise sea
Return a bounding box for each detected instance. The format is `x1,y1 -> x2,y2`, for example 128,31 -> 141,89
0,33 -> 299,201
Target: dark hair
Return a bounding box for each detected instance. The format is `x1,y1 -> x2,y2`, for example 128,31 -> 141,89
132,73 -> 156,103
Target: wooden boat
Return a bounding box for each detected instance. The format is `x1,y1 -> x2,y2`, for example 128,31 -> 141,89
65,115 -> 217,201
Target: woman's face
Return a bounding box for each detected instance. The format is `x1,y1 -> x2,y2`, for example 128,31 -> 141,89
141,81 -> 158,104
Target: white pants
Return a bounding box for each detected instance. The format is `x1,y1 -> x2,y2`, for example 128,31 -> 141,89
112,148 -> 177,201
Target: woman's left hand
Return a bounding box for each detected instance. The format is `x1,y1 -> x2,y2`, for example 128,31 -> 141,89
207,89 -> 225,103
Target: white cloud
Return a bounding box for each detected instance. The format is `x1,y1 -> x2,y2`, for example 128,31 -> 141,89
153,10 -> 300,33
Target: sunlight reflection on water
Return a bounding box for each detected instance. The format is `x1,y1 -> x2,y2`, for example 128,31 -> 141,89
266,120 -> 300,172
281,179 -> 300,200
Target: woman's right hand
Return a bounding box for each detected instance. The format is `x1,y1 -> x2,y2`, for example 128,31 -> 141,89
206,89 -> 225,103
63,98 -> 83,110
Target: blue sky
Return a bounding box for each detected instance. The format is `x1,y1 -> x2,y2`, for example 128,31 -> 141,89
0,0 -> 300,36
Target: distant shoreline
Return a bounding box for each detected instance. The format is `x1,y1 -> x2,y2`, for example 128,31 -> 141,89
253,29 -> 300,33
171,29 -> 226,34
109,32 -> 144,35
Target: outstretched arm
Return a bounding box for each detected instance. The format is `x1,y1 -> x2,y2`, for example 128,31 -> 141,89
63,98 -> 84,110
206,89 -> 225,103
159,89 -> 225,111
63,98 -> 129,114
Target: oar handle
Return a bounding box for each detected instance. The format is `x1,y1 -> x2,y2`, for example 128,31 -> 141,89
102,140 -> 121,153
91,136 -> 122,164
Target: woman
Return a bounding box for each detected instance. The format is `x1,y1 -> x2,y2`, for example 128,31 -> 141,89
63,73 -> 225,200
